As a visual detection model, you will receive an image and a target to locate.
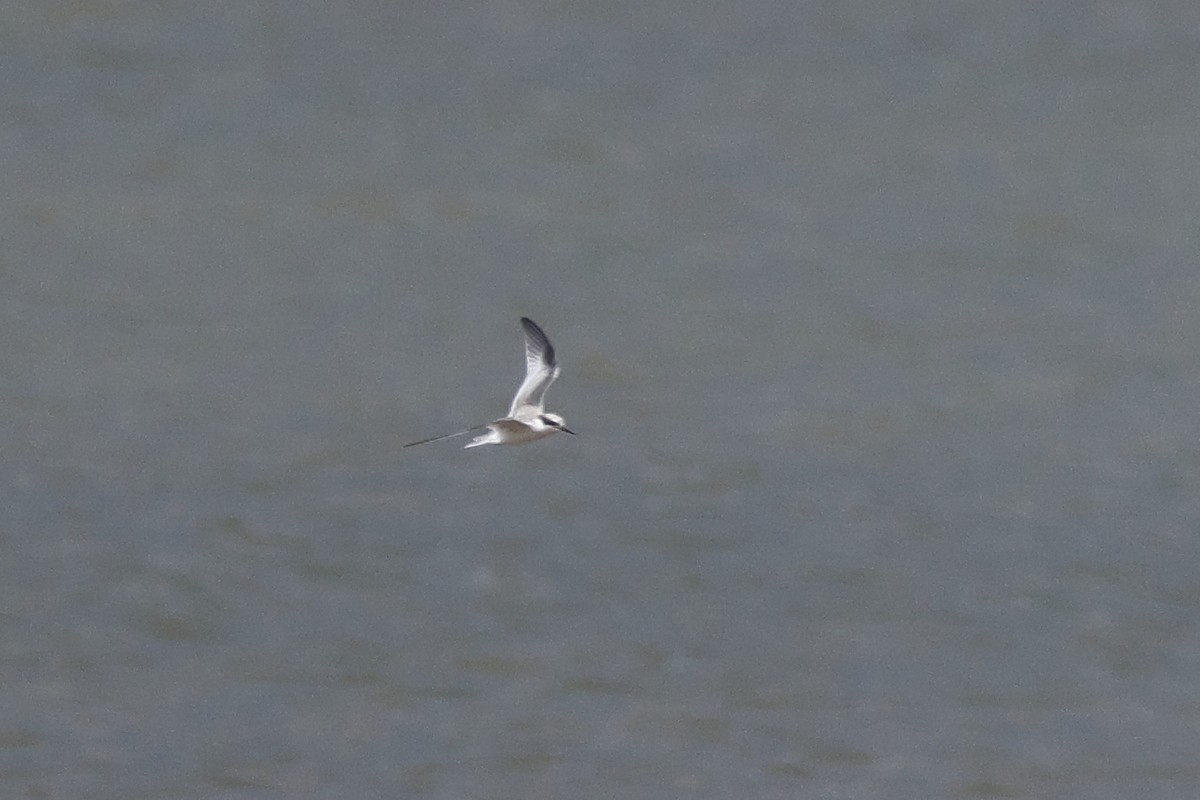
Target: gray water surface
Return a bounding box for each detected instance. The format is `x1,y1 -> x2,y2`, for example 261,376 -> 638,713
3,2 -> 1200,798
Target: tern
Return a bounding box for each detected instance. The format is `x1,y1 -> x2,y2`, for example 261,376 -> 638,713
403,317 -> 575,449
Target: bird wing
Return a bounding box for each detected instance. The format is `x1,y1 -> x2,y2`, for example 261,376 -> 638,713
508,317 -> 560,416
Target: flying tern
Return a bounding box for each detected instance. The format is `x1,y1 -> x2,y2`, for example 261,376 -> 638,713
403,317 -> 575,449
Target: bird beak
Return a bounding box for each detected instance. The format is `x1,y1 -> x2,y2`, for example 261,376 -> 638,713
561,427 -> 576,435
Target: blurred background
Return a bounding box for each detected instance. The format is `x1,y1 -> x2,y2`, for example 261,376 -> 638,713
3,1 -> 1200,798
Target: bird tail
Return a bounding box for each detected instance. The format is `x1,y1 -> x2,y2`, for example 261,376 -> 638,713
402,424 -> 487,449
463,428 -> 500,448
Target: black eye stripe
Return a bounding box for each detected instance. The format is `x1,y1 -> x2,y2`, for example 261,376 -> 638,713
539,415 -> 557,426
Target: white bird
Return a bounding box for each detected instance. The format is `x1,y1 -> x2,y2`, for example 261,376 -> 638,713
403,317 -> 575,449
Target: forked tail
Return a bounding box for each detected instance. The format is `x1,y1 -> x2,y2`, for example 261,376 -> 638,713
463,428 -> 501,448
402,424 -> 487,449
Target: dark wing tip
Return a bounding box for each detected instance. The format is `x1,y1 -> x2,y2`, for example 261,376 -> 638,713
520,317 -> 556,365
